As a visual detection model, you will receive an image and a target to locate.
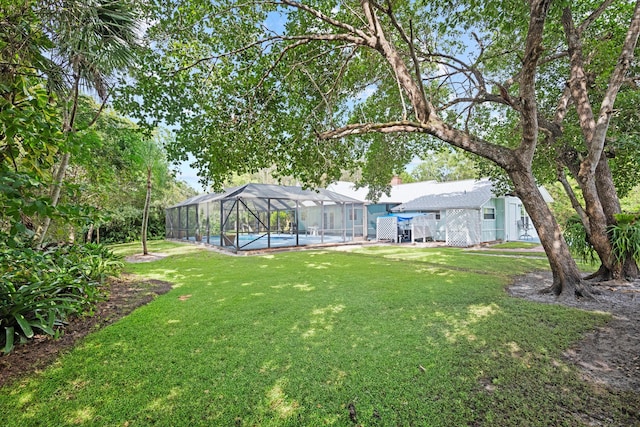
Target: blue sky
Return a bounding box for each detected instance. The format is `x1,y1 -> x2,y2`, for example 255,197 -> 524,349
175,153 -> 206,191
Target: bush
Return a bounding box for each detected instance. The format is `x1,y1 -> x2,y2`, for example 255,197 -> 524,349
563,215 -> 597,265
564,213 -> 640,266
97,206 -> 165,244
0,243 -> 123,354
609,213 -> 640,264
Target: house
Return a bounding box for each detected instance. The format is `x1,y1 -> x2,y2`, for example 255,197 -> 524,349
327,179 -> 552,247
327,180 -> 444,239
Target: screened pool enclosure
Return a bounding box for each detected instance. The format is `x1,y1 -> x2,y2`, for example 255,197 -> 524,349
166,183 -> 366,252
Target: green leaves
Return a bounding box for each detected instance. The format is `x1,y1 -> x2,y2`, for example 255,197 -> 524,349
0,243 -> 123,354
609,213 -> 640,264
562,215 -> 597,265
14,313 -> 33,339
3,327 -> 14,355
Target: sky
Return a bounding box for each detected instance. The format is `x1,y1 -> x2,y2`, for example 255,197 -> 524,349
175,155 -> 206,192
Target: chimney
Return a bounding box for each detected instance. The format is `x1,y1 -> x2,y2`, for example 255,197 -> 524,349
390,175 -> 403,186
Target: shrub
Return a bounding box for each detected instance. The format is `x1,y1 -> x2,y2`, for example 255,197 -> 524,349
563,215 -> 597,265
0,243 -> 123,354
609,213 -> 640,263
97,206 -> 165,244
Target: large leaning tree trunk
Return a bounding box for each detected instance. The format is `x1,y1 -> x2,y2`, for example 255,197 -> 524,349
509,169 -> 587,297
559,3 -> 640,281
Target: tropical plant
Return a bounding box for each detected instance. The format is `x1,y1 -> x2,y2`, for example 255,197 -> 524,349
35,0 -> 141,245
609,213 -> 640,265
0,13 -> 65,245
139,133 -> 171,255
563,215 -> 597,266
0,243 -> 123,354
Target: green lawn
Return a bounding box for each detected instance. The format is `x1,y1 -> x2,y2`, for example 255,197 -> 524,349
484,241 -> 542,250
1,242 -> 636,426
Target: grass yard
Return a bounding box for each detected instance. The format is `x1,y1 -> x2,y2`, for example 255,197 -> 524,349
484,242 -> 542,250
0,242 -> 634,426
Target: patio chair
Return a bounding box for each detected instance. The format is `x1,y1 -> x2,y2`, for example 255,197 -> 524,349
517,218 -> 532,240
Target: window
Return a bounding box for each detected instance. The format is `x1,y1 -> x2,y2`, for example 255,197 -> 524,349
324,212 -> 335,230
426,210 -> 441,220
483,207 -> 495,220
349,208 -> 361,221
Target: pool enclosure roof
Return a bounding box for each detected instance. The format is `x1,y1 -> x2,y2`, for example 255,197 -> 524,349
169,183 -> 363,211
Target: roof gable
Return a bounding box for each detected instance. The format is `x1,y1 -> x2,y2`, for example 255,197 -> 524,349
328,179 -> 494,204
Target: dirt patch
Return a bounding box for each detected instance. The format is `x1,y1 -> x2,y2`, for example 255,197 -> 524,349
0,273 -> 173,388
125,252 -> 170,263
508,271 -> 640,392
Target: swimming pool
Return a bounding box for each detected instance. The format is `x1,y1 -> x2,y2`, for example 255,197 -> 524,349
197,233 -> 351,251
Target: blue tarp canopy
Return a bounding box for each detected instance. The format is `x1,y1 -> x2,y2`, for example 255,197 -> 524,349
384,213 -> 428,222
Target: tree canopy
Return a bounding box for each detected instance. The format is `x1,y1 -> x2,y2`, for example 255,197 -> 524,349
401,149 -> 478,183
0,0 -> 193,247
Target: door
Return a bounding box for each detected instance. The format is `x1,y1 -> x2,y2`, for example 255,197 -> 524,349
506,200 -> 521,241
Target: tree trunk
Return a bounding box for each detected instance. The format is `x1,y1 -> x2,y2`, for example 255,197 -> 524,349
37,151 -> 71,246
141,166 -> 152,255
560,2 -> 640,281
560,151 -> 637,281
622,255 -> 640,279
86,224 -> 94,243
594,156 -> 639,279
578,176 -> 614,268
509,169 -> 589,298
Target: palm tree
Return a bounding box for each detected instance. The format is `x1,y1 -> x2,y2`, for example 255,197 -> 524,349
36,0 -> 140,245
140,134 -> 168,256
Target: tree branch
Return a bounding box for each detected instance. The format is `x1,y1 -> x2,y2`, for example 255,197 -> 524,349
279,0 -> 372,42
517,0 -> 553,162
360,0 -> 432,122
378,1 -> 428,108
558,167 -> 589,230
318,119 -> 513,167
562,7 -> 597,155
578,0 -> 616,34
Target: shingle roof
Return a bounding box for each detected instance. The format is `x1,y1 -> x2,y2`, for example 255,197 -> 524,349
391,180 -> 494,212
328,178 -> 553,210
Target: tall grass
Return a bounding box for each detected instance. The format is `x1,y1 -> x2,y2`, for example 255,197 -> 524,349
0,242 -> 636,426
